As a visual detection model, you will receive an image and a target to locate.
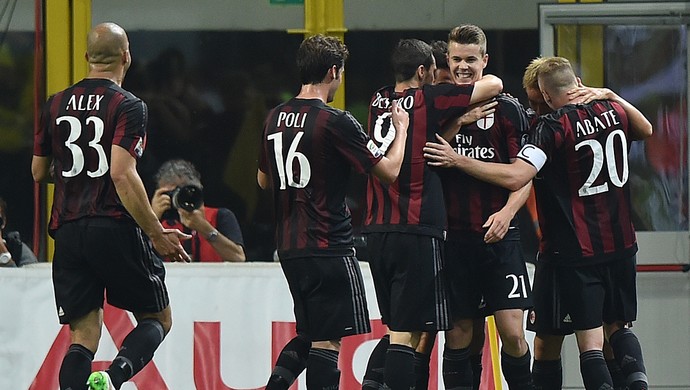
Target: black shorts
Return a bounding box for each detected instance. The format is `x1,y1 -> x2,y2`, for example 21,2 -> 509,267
555,256 -> 638,330
365,232 -> 451,332
446,229 -> 533,320
280,256 -> 371,341
53,217 -> 169,324
526,258 -> 574,335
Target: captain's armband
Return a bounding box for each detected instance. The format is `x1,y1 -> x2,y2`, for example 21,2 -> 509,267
517,144 -> 547,171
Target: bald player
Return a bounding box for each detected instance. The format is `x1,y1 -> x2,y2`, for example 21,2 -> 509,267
33,22 -> 190,390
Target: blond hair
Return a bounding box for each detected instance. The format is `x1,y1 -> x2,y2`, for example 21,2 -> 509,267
536,56 -> 577,95
522,57 -> 548,90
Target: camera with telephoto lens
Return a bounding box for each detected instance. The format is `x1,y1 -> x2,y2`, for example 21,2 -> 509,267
4,231 -> 24,261
165,185 -> 203,212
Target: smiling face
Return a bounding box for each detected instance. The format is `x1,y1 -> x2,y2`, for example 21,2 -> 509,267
447,41 -> 488,84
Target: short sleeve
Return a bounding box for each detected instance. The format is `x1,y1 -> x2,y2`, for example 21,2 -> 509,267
216,208 -> 244,246
332,111 -> 383,174
34,96 -> 55,157
112,98 -> 148,159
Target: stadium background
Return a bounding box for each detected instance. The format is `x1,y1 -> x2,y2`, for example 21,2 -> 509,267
0,0 -> 688,388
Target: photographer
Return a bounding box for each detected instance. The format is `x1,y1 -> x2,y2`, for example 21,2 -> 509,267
0,197 -> 39,267
151,159 -> 246,262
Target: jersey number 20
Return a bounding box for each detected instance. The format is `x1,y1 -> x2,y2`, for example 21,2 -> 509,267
575,129 -> 628,197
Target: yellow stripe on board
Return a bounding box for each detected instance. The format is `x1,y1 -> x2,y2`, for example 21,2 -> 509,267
43,0 -> 91,260
487,315 -> 503,390
288,0 -> 347,109
71,0 -> 91,82
555,0 -> 603,85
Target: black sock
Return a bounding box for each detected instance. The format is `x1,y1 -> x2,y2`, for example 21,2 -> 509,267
606,359 -> 625,390
501,349 -> 534,390
306,348 -> 340,390
59,344 -> 94,390
609,328 -> 648,390
442,346 -> 472,390
384,344 -> 416,390
414,351 -> 431,390
469,353 -> 482,390
106,319 -> 165,389
266,334 -> 311,390
362,335 -> 389,390
532,359 -> 562,390
579,350 -> 613,390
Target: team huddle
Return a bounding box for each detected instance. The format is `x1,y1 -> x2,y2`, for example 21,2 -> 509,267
34,21 -> 650,390
258,25 -> 651,390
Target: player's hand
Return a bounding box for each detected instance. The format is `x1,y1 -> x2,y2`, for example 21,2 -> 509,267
151,229 -> 192,262
390,100 -> 409,133
567,86 -> 613,105
458,99 -> 498,127
424,134 -> 460,168
483,208 -> 512,243
151,187 -> 174,220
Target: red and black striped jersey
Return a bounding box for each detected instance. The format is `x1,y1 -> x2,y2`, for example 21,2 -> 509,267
440,94 -> 530,239
259,98 -> 382,260
34,79 -> 147,235
521,100 -> 638,264
363,83 -> 474,238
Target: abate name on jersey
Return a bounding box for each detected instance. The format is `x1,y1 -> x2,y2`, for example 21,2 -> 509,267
575,109 -> 620,138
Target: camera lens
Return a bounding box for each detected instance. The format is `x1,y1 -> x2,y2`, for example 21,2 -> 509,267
171,185 -> 203,211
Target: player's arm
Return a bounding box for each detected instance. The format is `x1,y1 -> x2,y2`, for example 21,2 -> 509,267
370,100 -> 409,184
33,101 -> 55,183
469,74 -> 503,105
439,99 -> 498,142
567,86 -> 653,141
483,181 -> 532,243
257,169 -> 270,190
110,145 -> 191,262
612,94 -> 653,140
31,156 -> 52,182
424,134 -> 538,191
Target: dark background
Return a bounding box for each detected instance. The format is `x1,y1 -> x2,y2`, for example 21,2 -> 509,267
0,29 -> 539,260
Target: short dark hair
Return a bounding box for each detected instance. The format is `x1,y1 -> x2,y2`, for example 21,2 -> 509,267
296,34 -> 349,85
391,39 -> 434,83
430,40 -> 449,71
448,24 -> 487,55
154,159 -> 203,189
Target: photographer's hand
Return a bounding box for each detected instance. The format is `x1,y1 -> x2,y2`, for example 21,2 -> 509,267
179,206 -> 246,262
178,206 -> 209,232
0,239 -> 17,267
151,187 -> 174,220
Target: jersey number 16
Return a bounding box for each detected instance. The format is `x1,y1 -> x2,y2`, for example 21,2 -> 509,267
267,131 -> 312,190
